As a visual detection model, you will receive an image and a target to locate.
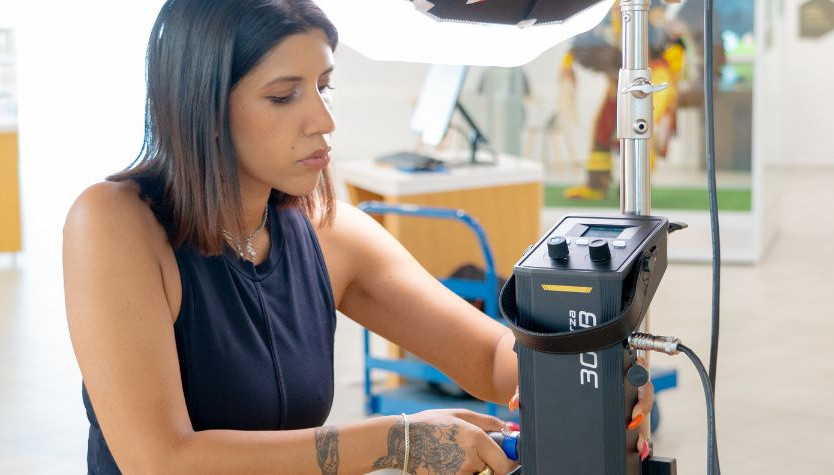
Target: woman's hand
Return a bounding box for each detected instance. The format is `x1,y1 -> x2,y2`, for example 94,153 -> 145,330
629,359 -> 655,461
405,409 -> 518,475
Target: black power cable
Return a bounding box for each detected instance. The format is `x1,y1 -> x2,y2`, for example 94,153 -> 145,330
704,0 -> 721,395
703,0 -> 722,470
678,344 -> 720,475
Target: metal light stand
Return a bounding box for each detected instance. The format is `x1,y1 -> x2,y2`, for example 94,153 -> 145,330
619,0 -> 667,221
618,0 -> 670,434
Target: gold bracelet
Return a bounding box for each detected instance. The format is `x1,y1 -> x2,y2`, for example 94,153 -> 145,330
401,413 -> 409,474
478,466 -> 495,475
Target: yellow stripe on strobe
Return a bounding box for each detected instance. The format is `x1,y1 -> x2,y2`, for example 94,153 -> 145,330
541,284 -> 593,294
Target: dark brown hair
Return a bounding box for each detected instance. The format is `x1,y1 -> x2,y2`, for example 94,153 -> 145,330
109,0 -> 338,255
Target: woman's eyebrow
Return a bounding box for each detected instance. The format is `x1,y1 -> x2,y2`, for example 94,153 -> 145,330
262,75 -> 303,88
262,66 -> 335,88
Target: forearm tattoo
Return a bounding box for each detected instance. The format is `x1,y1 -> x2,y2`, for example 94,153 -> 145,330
372,421 -> 465,475
315,426 -> 339,475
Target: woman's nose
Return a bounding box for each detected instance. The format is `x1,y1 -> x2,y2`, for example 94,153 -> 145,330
303,91 -> 335,137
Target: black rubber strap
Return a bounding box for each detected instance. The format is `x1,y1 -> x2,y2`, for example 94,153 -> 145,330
500,251 -> 657,354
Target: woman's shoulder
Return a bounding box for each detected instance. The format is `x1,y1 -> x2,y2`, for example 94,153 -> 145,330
64,180 -> 183,323
311,200 -> 366,240
64,180 -> 170,255
65,180 -> 153,230
312,201 -> 391,270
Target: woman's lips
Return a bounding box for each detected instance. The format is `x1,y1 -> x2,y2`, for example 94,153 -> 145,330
299,149 -> 331,169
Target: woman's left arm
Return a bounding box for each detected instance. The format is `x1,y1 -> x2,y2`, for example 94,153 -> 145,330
317,201 -> 517,404
318,201 -> 654,451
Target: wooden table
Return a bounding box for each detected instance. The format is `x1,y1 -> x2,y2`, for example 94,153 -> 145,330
334,153 -> 543,282
0,125 -> 21,254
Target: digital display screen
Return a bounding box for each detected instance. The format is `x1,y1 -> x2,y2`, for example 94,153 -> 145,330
582,225 -> 627,239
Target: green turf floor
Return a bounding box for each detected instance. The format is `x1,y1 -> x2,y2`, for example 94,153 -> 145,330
544,184 -> 752,211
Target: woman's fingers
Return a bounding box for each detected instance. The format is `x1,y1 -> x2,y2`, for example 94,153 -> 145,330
466,424 -> 518,475
631,380 -> 655,420
636,433 -> 651,462
448,408 -> 506,433
627,412 -> 644,431
508,386 -> 520,412
630,358 -> 654,422
629,359 -> 654,462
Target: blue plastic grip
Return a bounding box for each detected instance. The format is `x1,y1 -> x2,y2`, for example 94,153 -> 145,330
488,430 -> 520,461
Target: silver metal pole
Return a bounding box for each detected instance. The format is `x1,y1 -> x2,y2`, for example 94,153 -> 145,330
618,1 -> 667,421
622,1 -> 649,70
620,140 -> 652,215
618,0 -> 656,216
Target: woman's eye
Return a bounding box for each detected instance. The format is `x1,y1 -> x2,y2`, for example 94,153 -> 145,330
319,84 -> 335,93
269,91 -> 297,104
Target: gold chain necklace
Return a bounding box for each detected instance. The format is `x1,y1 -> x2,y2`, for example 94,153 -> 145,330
221,206 -> 268,262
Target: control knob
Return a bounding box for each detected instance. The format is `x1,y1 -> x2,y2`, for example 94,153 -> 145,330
547,236 -> 569,260
589,239 -> 611,263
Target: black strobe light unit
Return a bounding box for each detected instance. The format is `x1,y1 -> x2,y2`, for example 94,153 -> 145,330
501,215 -> 671,474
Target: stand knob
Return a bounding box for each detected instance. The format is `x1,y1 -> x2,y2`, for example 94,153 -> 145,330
547,236 -> 569,260
621,78 -> 669,98
627,364 -> 650,387
589,239 -> 611,263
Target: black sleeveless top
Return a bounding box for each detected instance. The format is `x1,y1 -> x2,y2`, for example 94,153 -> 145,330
82,180 -> 337,474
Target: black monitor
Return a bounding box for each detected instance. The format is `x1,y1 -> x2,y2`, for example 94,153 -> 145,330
409,64 -> 489,165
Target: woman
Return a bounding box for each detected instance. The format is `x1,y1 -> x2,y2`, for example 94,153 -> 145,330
63,1 -> 653,473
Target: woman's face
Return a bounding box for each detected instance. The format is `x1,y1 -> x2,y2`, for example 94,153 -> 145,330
229,29 -> 335,199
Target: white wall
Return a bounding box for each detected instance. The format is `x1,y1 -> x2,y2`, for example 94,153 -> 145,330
330,46 -> 428,160
14,0 -> 165,267
755,0 -> 788,261
765,0 -> 834,166
0,1 -> 22,28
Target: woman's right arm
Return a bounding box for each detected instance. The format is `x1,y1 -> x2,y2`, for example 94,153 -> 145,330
63,183 -> 514,475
